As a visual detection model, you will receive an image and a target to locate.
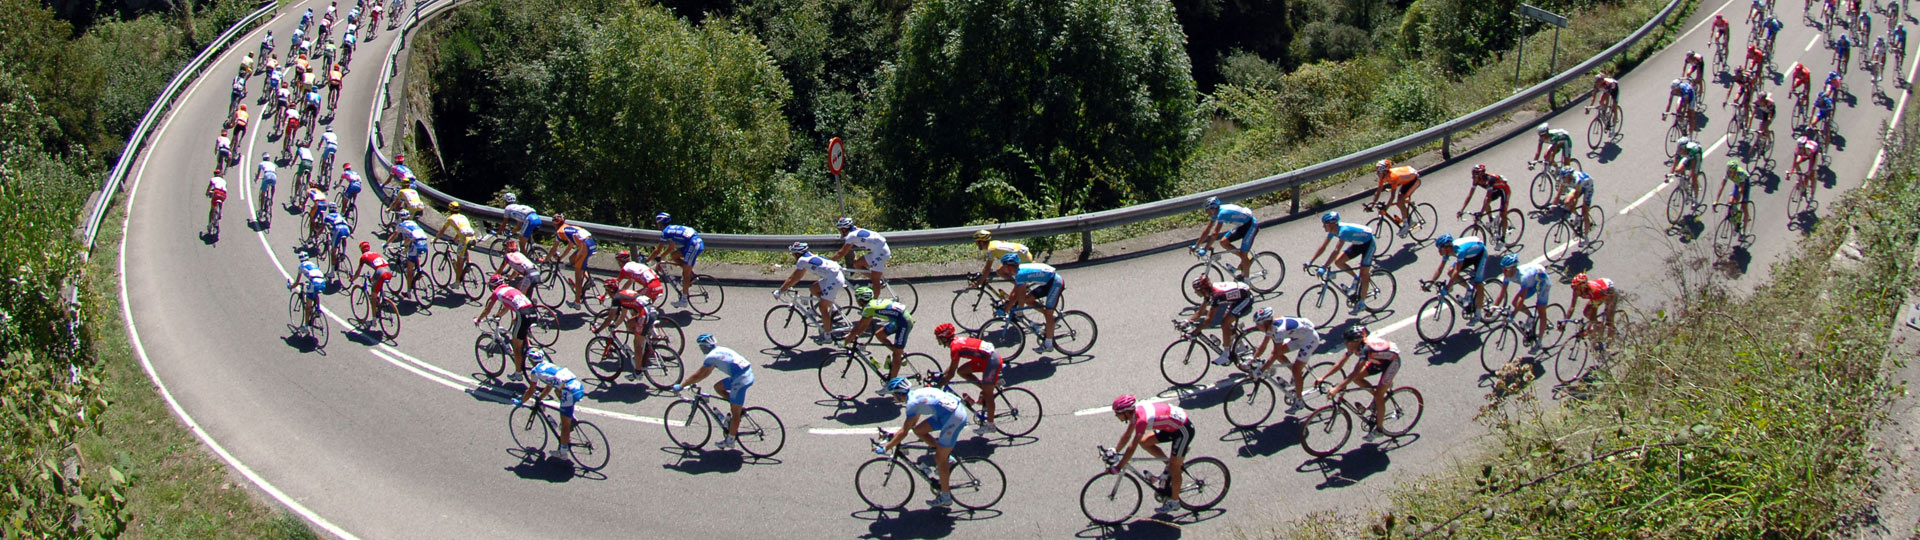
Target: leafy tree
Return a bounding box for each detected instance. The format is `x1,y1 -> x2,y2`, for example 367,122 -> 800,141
871,0 -> 1200,227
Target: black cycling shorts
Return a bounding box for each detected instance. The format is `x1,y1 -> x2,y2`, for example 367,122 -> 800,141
1154,420 -> 1195,459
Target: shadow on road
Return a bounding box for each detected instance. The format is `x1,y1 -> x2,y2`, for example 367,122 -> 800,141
1300,440 -> 1402,489
1224,417 -> 1302,458
661,446 -> 744,475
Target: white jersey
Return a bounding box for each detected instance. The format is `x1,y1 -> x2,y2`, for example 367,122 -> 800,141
842,228 -> 888,251
505,252 -> 538,274
209,177 -> 227,191
702,347 -> 752,378
1272,317 -> 1321,350
322,132 -> 339,148
794,254 -> 843,279
503,203 -> 534,223
297,147 -> 314,163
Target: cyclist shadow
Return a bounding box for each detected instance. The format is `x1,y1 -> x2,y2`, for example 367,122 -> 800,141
583,380 -> 663,405
1788,204 -> 1822,234
1001,359 -> 1057,386
1223,417 -> 1302,457
850,508 -> 973,535
1713,245 -> 1755,276
759,347 -> 828,373
1818,158 -> 1842,188
1412,332 -> 1481,367
1299,439 -> 1405,489
821,397 -> 899,426
660,446 -> 745,475
503,451 -> 580,483
280,332 -> 327,355
1755,168 -> 1783,195
199,228 -> 220,245
1074,509 -> 1227,538
1665,216 -> 1707,242
1587,142 -> 1623,164
1552,252 -> 1595,276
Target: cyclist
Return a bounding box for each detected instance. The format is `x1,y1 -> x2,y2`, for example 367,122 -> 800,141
1495,254 -> 1553,351
289,252 -> 327,328
1836,35 -> 1854,77
475,273 -> 535,380
320,127 -> 339,169
1683,50 -> 1707,89
1531,123 -> 1574,170
1791,135 -> 1824,181
282,108 -> 301,148
1183,274 -> 1254,367
303,188 -> 331,246
501,192 -> 543,246
1742,42 -> 1767,82
878,377 -> 970,509
648,212 -> 702,307
515,350 -> 584,461
1762,16 -> 1784,53
295,147 -> 316,191
385,210 -> 430,292
259,30 -> 275,59
1314,327 -> 1400,441
1895,25 -> 1908,71
327,64 -> 343,109
1107,394 -> 1194,516
589,276 -> 657,382
1716,159 -> 1753,224
1872,36 -> 1889,79
350,241 -> 395,316
206,176 -> 227,227
1710,16 -> 1731,59
387,177 -> 426,221
231,104 -> 249,139
1424,233 -> 1492,322
1789,62 -> 1814,104
674,334 -> 755,450
1367,159 -> 1422,237
324,211 -> 352,269
389,154 -> 415,186
1192,196 -> 1259,277
230,74 -> 246,104
434,200 -> 478,281
1457,164 -> 1514,246
1663,79 -> 1697,132
215,130 -> 233,173
1671,136 -> 1706,197
545,214 -> 595,304
611,250 -> 665,305
1244,307 -> 1319,413
1586,72 -> 1621,119
1746,0 -> 1765,25
931,322 -> 1001,435
497,240 -> 543,298
1557,166 -> 1595,227
970,230 -> 1032,286
1308,211 -> 1378,315
1814,90 -> 1837,141
831,217 -> 892,291
995,253 -> 1065,354
1753,92 -> 1777,140
1567,274 -> 1621,343
339,163 -> 364,214
256,153 -> 276,204
775,242 -> 847,345
845,286 -> 914,385
239,51 -> 256,79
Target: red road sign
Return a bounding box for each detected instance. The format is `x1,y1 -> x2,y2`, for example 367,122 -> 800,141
827,137 -> 846,175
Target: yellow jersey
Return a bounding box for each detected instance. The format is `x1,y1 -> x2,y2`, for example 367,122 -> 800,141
985,241 -> 1032,264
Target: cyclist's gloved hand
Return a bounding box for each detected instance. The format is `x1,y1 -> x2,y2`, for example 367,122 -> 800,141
671,384 -> 683,393
1106,464 -> 1122,475
873,445 -> 888,456
771,290 -> 782,300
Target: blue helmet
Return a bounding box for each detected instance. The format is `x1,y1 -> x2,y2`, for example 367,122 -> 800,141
999,253 -> 1021,265
1500,253 -> 1520,268
1204,196 -> 1221,212
886,377 -> 912,395
695,333 -> 717,353
788,242 -> 810,255
1435,233 -> 1454,247
654,212 -> 671,226
527,348 -> 546,361
1321,211 -> 1340,224
1252,306 -> 1275,323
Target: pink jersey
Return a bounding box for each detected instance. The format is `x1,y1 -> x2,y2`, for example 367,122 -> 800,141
1130,402 -> 1189,432
492,284 -> 533,311
620,261 -> 659,285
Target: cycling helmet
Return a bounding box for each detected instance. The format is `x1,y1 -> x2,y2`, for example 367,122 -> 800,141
1727,159 -> 1742,170
1435,233 -> 1454,247
1671,78 -> 1682,91
1559,166 -> 1575,177
886,377 -> 913,395
1252,306 -> 1275,323
1375,159 -> 1392,174
502,192 -> 516,204
342,163 -> 352,171
835,217 -> 855,231
550,213 -> 566,225
615,250 -> 631,261
1472,163 -> 1487,176
1500,253 -> 1520,268
1536,123 -> 1550,135
1344,326 -> 1370,342
1111,394 -> 1137,412
1191,274 -> 1212,290
653,212 -> 671,226
853,286 -> 875,303
527,348 -> 546,361
1321,211 -> 1340,224
695,333 -> 718,353
934,322 -> 957,343
394,154 -> 405,164
973,230 -> 993,242
788,242 -> 810,255
1204,196 -> 1221,212
447,201 -> 460,213
262,152 -> 272,162
487,273 -> 505,287
1571,273 -> 1591,289
397,210 -> 412,221
359,241 -> 371,252
999,253 -> 1021,265
298,251 -> 310,261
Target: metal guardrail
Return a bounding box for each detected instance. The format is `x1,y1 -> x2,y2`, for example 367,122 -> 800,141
368,0 -> 1683,251
82,1 -> 280,255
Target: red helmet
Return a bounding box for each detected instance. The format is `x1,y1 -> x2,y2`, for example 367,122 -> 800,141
394,154 -> 405,164
615,250 -> 631,261
359,241 -> 372,253
342,163 -> 351,171
504,240 -> 519,252
934,323 -> 957,343
1111,395 -> 1137,412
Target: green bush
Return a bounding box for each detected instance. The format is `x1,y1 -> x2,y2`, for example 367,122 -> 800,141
870,0 -> 1200,227
1218,50 -> 1286,90
1291,20 -> 1372,63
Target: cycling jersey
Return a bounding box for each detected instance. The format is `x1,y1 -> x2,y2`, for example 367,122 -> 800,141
704,346 -> 755,405
560,225 -> 595,255
1508,264 -> 1551,305
843,228 -> 891,271
1358,337 -> 1401,380
1013,263 -> 1058,286
1203,281 -> 1254,321
1676,82 -> 1696,102
329,217 -> 351,245
341,171 -> 362,197
862,298 -> 912,325
1330,222 -> 1373,244
505,251 -> 540,277
307,190 -> 328,213
985,240 -> 1032,264
795,254 -> 847,302
1129,402 -> 1190,433
530,362 -> 584,418
947,336 -> 1000,384
398,189 -> 424,212
1680,143 -> 1705,171
259,165 -> 277,186
1544,130 -> 1572,149
447,214 -> 477,241
297,148 -> 314,169
903,388 -> 970,447
619,261 -> 661,287
1444,236 -> 1487,261
609,288 -> 651,314
299,261 -> 326,297
1577,278 -> 1615,301
359,251 -> 392,279
491,284 -> 533,312
1565,171 -> 1594,204
1212,204 -> 1256,225
1270,317 -> 1321,353
208,177 -> 227,202
399,221 -> 430,258
1382,166 -> 1420,187
321,132 -> 338,152
661,224 -> 703,266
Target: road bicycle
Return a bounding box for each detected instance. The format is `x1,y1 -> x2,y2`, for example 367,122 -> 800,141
1158,318 -> 1262,388
841,263 -> 917,314
1712,199 -> 1757,257
817,335 -> 941,402
1476,304 -> 1570,374
1713,32 -> 1731,72
855,431 -> 1006,511
285,282 -> 330,348
507,396 -> 610,471
1178,245 -> 1286,306
1548,315 -> 1631,384
1363,200 -> 1439,257
1543,202 -> 1607,263
380,241 -> 434,307
662,388 -> 786,458
1749,124 -> 1777,166
255,175 -> 277,226
1527,159 -> 1585,210
1221,359 -> 1347,429
474,316 -> 526,380
948,273 -> 1009,332
1664,108 -> 1696,158
652,259 -> 725,316
1585,103 -> 1623,150
1413,279 -> 1495,345
1299,382 -> 1424,457
1664,170 -> 1708,226
1295,264 -> 1399,328
765,291 -> 859,350
427,240 -> 485,301
348,275 -> 401,340
205,190 -> 225,237
1079,446 -> 1231,525
1459,208 -> 1528,253
1786,164 -> 1821,215
917,369 -> 1044,438
971,298 -> 1098,362
582,326 -> 684,389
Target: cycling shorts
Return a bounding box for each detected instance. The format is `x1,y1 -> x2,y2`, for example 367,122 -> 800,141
933,408 -> 971,448
720,372 -> 754,406
1731,181 -> 1752,203
1517,282 -> 1551,307
1222,221 -> 1258,252
580,237 -> 597,257
677,237 -> 705,268
883,320 -> 913,348
1396,177 -> 1422,197
520,215 -> 542,239
1458,252 -> 1493,283
304,277 -> 327,300
1362,357 -> 1401,389
344,181 -> 362,197
642,281 -> 666,304
863,246 -> 892,274
410,239 -> 430,260
512,309 -> 534,341
817,273 -> 849,304
1483,185 -> 1510,207
210,189 -> 228,204
1342,240 -> 1376,267
1028,277 -> 1064,311
1205,294 -> 1254,325
1152,420 -> 1195,459
960,352 -> 1003,387
556,380 -> 584,419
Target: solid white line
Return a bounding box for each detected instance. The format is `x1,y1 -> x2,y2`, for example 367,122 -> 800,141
1071,378 -> 1240,416
1871,44 -> 1920,178
1807,34 -> 1822,52
1678,1 -> 1741,44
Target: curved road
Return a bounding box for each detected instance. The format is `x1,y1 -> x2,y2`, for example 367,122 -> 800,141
121,1 -> 1912,537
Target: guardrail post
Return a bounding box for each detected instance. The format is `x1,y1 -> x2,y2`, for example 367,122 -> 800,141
1442,133 -> 1453,160
1078,231 -> 1092,261
1290,185 -> 1301,215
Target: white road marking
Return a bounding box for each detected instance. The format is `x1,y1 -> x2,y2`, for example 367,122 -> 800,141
1072,378 -> 1240,416
1679,1 -> 1742,44
1619,134 -> 1728,214
1807,34 -> 1822,52
809,427 -> 887,436
1870,42 -> 1920,178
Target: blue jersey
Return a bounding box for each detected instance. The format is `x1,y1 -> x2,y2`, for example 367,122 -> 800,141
702,347 -> 753,378
1212,204 -> 1255,225
661,224 -> 699,247
299,261 -> 326,292
1013,263 -> 1058,286
903,388 -> 965,427
1677,82 -> 1696,101
1509,264 -> 1550,291
1566,170 -> 1593,190
1446,237 -> 1486,260
1330,223 -> 1373,244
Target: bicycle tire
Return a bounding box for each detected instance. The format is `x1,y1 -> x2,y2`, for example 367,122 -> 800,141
736,407 -> 787,458
1363,267 -> 1399,308
1052,310 -> 1099,357
1414,294 -> 1457,344
1245,251 -> 1287,294
686,274 -> 725,316
1079,472 -> 1143,525
1583,205 -> 1608,240
526,305 -> 561,348
376,298 -> 400,340
1379,387 -> 1425,437
816,351 -> 871,401
878,276 -> 917,315
350,283 -> 374,323
651,318 -> 686,359
949,288 -> 998,332
1409,203 -> 1439,242
428,251 -> 454,290
1587,114 -> 1608,149
1177,456 -> 1232,510
950,456 -> 1006,510
1304,361 -> 1347,407
1299,404 -> 1351,457
286,291 -> 305,335
583,335 -> 630,383
475,332 -> 508,379
1544,222 -> 1575,263
1538,303 -> 1572,349
1223,379 -> 1277,428
1480,325 -> 1521,374
508,405 -> 551,457
989,386 -> 1043,437
1529,171 -> 1557,210
1665,122 -> 1683,157
1179,262 -> 1230,305
311,308 -> 330,349
567,420 -> 611,471
1364,216 -> 1395,259
641,349 -> 683,390
1553,337 -> 1593,384
456,263 -> 483,302
1295,283 -> 1343,329
663,399 -> 714,450
1158,337 -> 1212,388
976,318 -> 1027,362
1713,211 -> 1741,256
854,457 -> 915,510
762,305 -> 809,350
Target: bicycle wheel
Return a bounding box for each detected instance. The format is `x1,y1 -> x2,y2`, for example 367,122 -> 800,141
650,318 -> 686,359
1538,303 -> 1572,348
641,349 -> 684,390
736,407 -> 787,458
508,406 -> 551,456
1223,379 -> 1277,428
1529,171 -> 1557,210
583,335 -> 630,383
1480,325 -> 1521,374
663,399 -> 714,450
1177,456 -> 1232,510
1300,404 -> 1352,457
1052,310 -> 1099,357
686,274 -> 725,316
1587,115 -> 1608,149
1499,209 -> 1530,250
567,420 -> 611,471
1409,203 -> 1440,242
816,351 -> 872,401
311,308 -> 330,348
1665,182 -> 1694,226
1244,251 -> 1287,294
1295,283 -> 1343,329
375,299 -> 401,340
1364,217 -> 1395,258
762,305 -> 810,350
854,458 -> 915,510
976,318 -> 1027,362
1079,472 -> 1143,525
1158,337 -> 1211,388
1304,361 -> 1346,406
1180,262 -> 1230,305
989,386 -> 1043,437
1544,222 -> 1575,263
1414,295 -> 1457,344
1361,267 -> 1399,308
1583,205 -> 1608,239
949,288 -> 997,332
1379,387 -> 1425,437
526,305 -> 561,348
456,263 -> 483,302
902,353 -> 942,384
1713,212 -> 1741,256
877,276 -> 918,315
1665,123 -> 1683,157
349,283 -> 374,323
428,252 -> 454,291
950,456 -> 1006,510
1553,337 -> 1593,384
474,332 -> 508,379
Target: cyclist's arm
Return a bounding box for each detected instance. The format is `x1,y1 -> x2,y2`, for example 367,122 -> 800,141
831,243 -> 854,261
1429,255 -> 1450,282
882,415 -> 921,453
679,365 -> 714,388
776,268 -> 806,293
1309,237 -> 1333,266
1194,220 -> 1217,246
937,357 -> 962,388
1458,185 -> 1479,212
474,296 -> 498,323
844,316 -> 874,344
1185,302 -> 1211,326
1112,422 -> 1141,465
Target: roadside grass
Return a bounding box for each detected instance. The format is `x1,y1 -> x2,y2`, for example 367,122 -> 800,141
77,195 -> 318,540
1255,118 -> 1918,538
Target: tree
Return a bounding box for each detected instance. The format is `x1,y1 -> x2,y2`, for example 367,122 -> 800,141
871,0 -> 1200,227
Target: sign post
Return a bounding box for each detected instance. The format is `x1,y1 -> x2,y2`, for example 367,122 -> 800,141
827,137 -> 846,216
1515,4 -> 1570,106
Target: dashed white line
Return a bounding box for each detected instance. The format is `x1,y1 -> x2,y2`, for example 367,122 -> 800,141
1807,34 -> 1822,52
1619,133 -> 1728,214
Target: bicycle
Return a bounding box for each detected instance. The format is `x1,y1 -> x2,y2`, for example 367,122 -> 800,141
1294,264 -> 1399,328
1157,318 -> 1261,388
1475,304 -> 1570,374
841,264 -> 918,314
949,273 -> 1010,332
1079,446 -> 1231,525
1222,359 -> 1348,429
1362,200 -> 1439,257
1177,246 -> 1286,306
1664,108 -> 1696,158
507,395 -> 610,471
1585,103 -> 1623,150
582,320 -> 684,389
817,336 -> 941,402
662,388 -> 786,458
1413,279 -> 1495,345
427,240 -> 484,301
1547,315 -> 1631,384
764,291 -> 859,350
652,259 -> 725,316
1711,200 -> 1756,257
348,276 -> 401,339
855,430 -> 1006,511
972,298 -> 1098,362
918,369 -> 1045,438
1527,159 -> 1585,210
1459,208 -> 1528,253
255,176 -> 277,226
285,283 -> 330,348
205,190 -> 224,237
1299,383 -> 1424,457
1663,170 -> 1708,227
1786,164 -> 1821,215
473,316 -> 525,380
1713,34 -> 1731,71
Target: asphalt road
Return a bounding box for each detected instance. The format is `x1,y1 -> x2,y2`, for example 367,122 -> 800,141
119,1 -> 1916,537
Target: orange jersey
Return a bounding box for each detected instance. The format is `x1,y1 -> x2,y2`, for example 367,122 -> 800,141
1381,166 -> 1419,187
